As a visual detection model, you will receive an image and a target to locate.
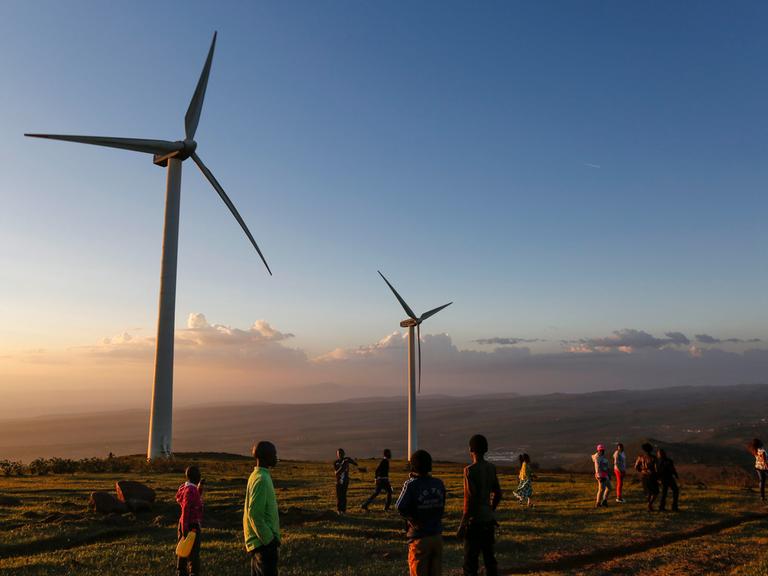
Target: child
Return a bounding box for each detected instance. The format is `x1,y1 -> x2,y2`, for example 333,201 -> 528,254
362,448 -> 393,511
749,438 -> 768,502
176,465 -> 204,576
396,449 -> 446,576
613,442 -> 626,503
513,453 -> 533,507
656,448 -> 679,512
592,444 -> 611,508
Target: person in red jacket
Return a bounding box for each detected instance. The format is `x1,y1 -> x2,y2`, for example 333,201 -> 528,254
176,465 -> 205,576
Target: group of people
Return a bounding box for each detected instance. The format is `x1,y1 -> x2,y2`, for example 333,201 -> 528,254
175,435 -> 502,576
173,436 -> 768,576
591,442 -> 680,511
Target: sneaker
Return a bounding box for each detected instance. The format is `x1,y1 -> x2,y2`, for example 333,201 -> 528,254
616,498 -> 625,503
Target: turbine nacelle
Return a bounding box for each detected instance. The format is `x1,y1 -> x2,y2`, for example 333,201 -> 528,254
400,318 -> 419,328
153,139 -> 198,166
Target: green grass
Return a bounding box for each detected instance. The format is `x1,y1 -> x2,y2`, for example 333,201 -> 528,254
1,456 -> 767,575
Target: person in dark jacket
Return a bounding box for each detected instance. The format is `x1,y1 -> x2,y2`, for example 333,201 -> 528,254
333,448 -> 358,515
457,434 -> 502,576
396,449 -> 446,576
657,448 -> 680,512
634,442 -> 659,511
362,448 -> 393,511
176,465 -> 204,576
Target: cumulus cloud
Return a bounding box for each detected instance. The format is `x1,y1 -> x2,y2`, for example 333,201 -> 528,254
568,329 -> 691,353
4,317 -> 768,418
472,337 -> 544,346
695,334 -> 761,345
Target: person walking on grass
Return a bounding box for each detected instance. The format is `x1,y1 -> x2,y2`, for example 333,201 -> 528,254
457,434 -> 502,576
244,441 -> 280,576
657,448 -> 680,512
333,448 -> 358,515
635,442 -> 659,511
396,449 -> 446,576
592,444 -> 611,508
513,453 -> 533,507
176,465 -> 204,576
748,438 -> 768,502
613,442 -> 626,503
362,448 -> 393,511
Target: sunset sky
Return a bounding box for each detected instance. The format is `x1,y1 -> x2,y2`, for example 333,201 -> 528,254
2,2 -> 768,418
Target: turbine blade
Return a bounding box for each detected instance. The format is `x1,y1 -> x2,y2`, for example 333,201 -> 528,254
417,324 -> 422,393
377,271 -> 418,320
24,134 -> 182,155
191,152 -> 272,275
185,31 -> 217,140
419,302 -> 453,322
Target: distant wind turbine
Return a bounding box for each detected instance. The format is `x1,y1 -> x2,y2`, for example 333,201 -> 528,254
25,32 -> 271,460
378,271 -> 452,458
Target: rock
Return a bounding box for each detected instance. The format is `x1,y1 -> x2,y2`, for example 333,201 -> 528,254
126,498 -> 152,513
115,480 -> 156,504
88,491 -> 127,514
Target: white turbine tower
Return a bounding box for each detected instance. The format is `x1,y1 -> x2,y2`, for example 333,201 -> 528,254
378,271 -> 452,459
25,33 -> 272,460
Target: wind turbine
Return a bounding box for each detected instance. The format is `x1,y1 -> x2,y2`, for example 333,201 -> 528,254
378,271 -> 452,458
25,32 -> 271,460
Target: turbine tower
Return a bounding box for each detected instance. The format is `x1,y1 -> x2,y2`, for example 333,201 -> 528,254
25,33 -> 271,460
378,271 -> 452,459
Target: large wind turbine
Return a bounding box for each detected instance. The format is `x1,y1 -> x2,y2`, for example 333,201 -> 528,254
378,271 -> 452,458
25,33 -> 271,460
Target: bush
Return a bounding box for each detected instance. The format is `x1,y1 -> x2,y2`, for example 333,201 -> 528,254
0,459 -> 24,476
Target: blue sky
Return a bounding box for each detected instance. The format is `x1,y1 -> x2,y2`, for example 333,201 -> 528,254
1,1 -> 767,414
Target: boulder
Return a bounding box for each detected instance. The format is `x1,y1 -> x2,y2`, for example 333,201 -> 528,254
115,480 -> 156,504
88,491 -> 127,514
125,498 -> 152,513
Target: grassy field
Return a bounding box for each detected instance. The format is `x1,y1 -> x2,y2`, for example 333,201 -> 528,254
1,455 -> 768,575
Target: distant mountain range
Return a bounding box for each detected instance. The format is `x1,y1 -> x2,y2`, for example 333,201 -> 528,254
1,384 -> 767,467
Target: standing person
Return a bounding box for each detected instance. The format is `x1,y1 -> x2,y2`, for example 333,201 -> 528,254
362,448 -> 393,511
748,438 -> 768,502
613,443 -> 626,503
513,453 -> 533,507
244,441 -> 280,576
333,448 -> 358,515
657,448 -> 680,512
396,449 -> 446,576
457,434 -> 502,576
592,444 -> 611,508
176,466 -> 204,576
635,442 -> 659,511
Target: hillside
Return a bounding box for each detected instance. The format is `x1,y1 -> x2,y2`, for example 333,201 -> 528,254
2,384 -> 768,466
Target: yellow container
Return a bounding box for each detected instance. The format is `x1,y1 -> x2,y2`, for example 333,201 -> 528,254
175,530 -> 197,558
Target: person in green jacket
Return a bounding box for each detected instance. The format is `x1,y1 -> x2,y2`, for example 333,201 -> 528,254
244,441 -> 280,576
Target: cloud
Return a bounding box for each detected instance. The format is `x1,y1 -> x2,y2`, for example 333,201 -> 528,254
695,334 -> 761,345
3,318 -> 768,418
472,337 -> 544,346
569,329 -> 690,353
583,163 -> 601,169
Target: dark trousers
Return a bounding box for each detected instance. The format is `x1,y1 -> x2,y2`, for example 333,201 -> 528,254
336,480 -> 349,513
463,522 -> 497,576
659,480 -> 679,511
758,469 -> 767,500
362,478 -> 393,509
250,541 -> 279,576
177,525 -> 201,576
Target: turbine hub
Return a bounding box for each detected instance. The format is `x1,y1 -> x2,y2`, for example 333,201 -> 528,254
400,319 -> 418,328
181,138 -> 197,158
